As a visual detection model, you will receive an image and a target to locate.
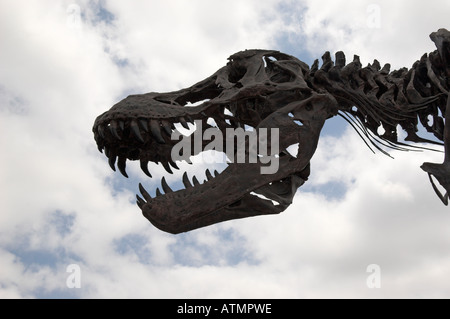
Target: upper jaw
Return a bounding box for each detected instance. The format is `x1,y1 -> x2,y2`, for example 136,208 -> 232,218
92,91 -> 274,178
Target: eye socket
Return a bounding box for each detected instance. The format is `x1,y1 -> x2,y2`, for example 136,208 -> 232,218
269,71 -> 292,83
305,103 -> 313,111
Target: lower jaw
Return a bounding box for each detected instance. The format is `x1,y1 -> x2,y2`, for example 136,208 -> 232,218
143,193 -> 286,234
140,162 -> 310,234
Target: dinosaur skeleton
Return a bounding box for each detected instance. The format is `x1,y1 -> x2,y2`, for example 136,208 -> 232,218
93,28 -> 450,234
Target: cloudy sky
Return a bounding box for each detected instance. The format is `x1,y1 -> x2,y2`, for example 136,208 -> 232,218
1,0 -> 449,298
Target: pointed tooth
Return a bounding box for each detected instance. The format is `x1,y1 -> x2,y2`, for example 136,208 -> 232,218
140,160 -> 152,178
109,120 -> 121,140
139,119 -> 149,132
205,169 -> 213,180
161,120 -> 173,136
169,159 -> 179,170
230,119 -> 241,128
118,157 -> 128,178
98,125 -> 105,138
97,144 -> 103,153
130,119 -> 145,143
108,154 -> 117,171
186,115 -> 194,124
179,117 -> 189,129
161,177 -> 173,193
150,119 -> 166,144
139,183 -> 152,201
192,176 -> 200,186
156,187 -> 163,197
118,120 -> 125,131
215,118 -> 228,129
136,195 -> 145,209
182,172 -> 193,188
214,170 -> 219,177
161,161 -> 173,174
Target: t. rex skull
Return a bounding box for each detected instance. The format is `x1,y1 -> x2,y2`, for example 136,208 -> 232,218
93,50 -> 338,233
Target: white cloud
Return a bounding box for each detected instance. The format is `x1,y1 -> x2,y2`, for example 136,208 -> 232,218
1,0 -> 449,299
284,0 -> 450,69
100,0 -> 284,92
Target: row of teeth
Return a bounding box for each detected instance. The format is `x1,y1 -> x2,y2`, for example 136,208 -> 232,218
96,116 -> 195,145
111,156 -> 186,179
98,105 -> 296,182
108,138 -> 298,179
136,169 -> 220,207
96,107 -> 252,178
96,106 -> 244,146
136,170 -> 282,209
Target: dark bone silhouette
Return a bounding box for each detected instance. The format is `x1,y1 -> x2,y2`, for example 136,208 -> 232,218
93,29 -> 450,234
